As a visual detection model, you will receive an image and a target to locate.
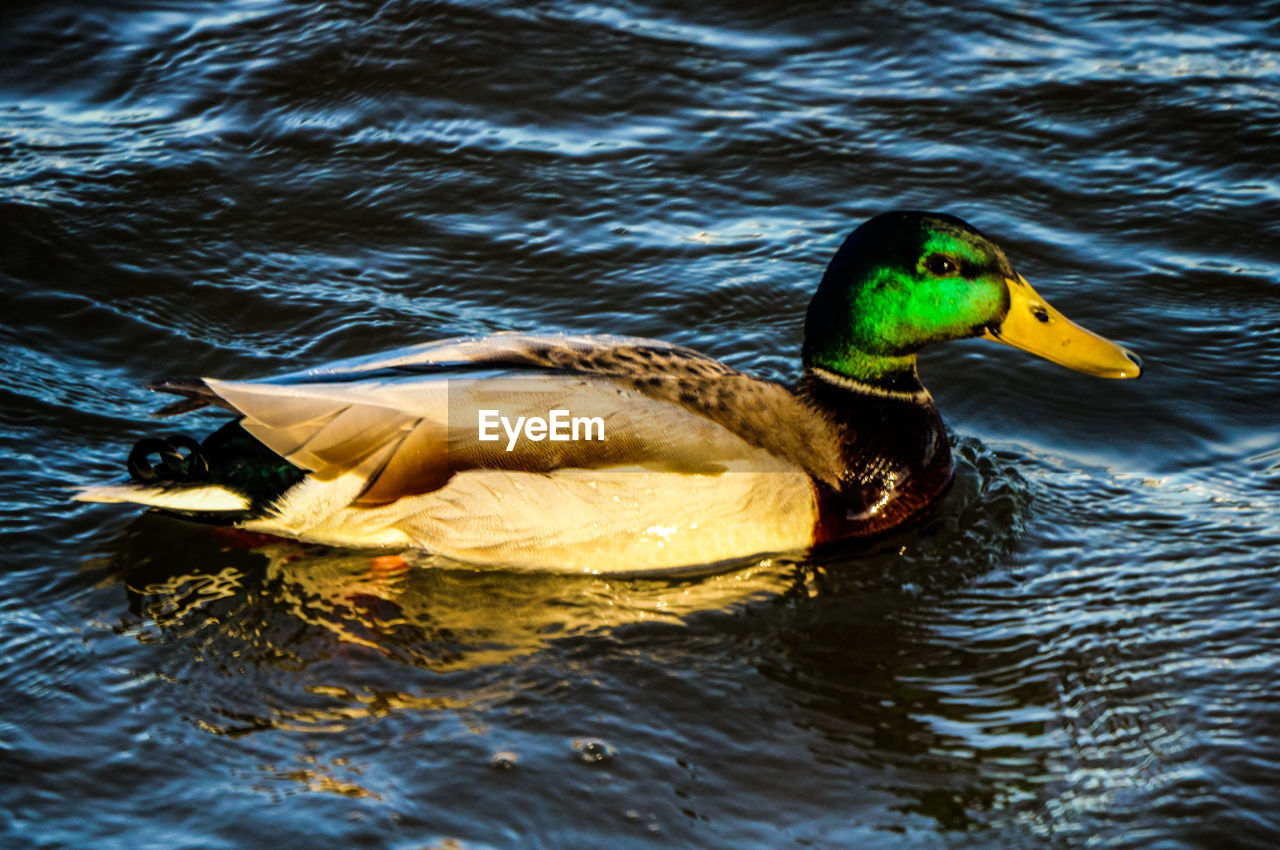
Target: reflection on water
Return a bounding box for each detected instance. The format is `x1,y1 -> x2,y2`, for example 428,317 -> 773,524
114,520 -> 796,676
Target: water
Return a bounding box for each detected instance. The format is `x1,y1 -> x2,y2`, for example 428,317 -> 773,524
2,1 -> 1278,846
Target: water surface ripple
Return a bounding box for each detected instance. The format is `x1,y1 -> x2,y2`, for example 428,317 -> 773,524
2,1 -> 1278,847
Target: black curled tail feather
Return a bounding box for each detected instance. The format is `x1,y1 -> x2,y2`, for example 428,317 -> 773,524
127,435 -> 210,483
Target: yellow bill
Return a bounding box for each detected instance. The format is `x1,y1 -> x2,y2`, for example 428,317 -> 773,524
982,274 -> 1142,378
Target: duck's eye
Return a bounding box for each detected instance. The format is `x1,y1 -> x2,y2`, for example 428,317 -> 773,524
924,254 -> 958,276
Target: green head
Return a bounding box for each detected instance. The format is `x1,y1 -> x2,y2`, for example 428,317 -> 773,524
803,211 -> 1141,392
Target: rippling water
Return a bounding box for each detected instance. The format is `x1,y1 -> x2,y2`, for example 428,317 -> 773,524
3,1 -> 1278,846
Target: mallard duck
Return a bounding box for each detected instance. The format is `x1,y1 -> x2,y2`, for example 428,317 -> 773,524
77,212 -> 1140,573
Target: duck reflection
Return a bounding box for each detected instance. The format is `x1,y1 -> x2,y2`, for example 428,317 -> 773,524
109,511 -> 801,673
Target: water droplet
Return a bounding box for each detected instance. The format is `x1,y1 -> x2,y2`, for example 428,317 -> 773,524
572,738 -> 615,764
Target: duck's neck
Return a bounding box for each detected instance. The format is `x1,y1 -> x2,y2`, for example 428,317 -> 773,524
802,283 -> 927,395
798,367 -> 953,542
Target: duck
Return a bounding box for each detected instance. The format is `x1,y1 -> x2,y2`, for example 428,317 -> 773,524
76,211 -> 1141,573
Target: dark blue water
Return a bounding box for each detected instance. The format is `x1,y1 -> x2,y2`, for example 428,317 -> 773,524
3,1 -> 1279,847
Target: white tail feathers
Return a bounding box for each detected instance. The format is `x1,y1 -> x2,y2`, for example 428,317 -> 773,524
74,483 -> 250,513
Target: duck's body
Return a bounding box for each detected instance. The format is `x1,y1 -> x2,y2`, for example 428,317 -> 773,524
77,212 -> 1141,572
80,334 -> 952,571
